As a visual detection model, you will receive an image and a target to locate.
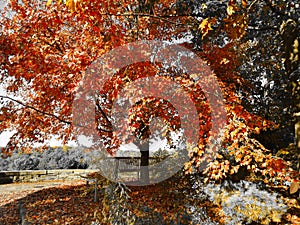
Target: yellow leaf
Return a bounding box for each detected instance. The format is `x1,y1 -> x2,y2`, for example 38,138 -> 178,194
199,18 -> 208,30
66,0 -> 79,12
227,5 -> 235,16
271,213 -> 282,223
254,127 -> 260,133
46,0 -> 52,6
216,153 -> 223,159
220,58 -> 230,64
276,149 -> 290,156
62,145 -> 68,152
199,18 -> 213,38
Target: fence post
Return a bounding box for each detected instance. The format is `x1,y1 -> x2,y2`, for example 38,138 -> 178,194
295,113 -> 300,172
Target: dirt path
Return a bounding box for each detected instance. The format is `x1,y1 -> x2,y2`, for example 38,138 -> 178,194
0,180 -> 86,206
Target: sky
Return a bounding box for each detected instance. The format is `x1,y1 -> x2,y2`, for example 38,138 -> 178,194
0,86 -> 14,147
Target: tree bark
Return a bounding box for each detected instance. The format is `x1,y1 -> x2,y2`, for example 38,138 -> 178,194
280,19 -> 300,171
295,114 -> 300,171
139,141 -> 150,184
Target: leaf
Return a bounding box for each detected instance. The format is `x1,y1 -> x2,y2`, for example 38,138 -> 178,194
46,0 -> 52,6
227,5 -> 235,16
224,14 -> 248,40
290,181 -> 299,194
242,0 -> 247,8
66,0 -> 77,12
199,18 -> 213,38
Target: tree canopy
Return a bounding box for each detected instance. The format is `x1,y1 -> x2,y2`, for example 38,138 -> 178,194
0,0 -> 299,187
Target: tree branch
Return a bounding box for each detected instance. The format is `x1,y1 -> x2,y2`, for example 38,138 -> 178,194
95,99 -> 113,133
247,25 -> 279,31
0,95 -> 71,124
100,12 -> 200,27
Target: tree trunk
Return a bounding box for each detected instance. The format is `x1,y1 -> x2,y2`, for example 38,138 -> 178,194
139,141 -> 150,184
295,114 -> 300,171
280,19 -> 300,171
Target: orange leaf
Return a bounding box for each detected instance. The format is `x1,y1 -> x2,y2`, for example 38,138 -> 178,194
290,181 -> 299,194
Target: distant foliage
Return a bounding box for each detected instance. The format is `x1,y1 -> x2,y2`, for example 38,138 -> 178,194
0,146 -> 89,170
204,181 -> 288,224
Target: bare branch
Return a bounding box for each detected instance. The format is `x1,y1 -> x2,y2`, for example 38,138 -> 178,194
100,12 -> 201,27
95,100 -> 113,131
247,25 -> 279,31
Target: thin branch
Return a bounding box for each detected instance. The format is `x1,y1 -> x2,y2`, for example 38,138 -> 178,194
247,25 -> 279,31
134,13 -> 190,26
97,127 -> 112,133
112,12 -> 203,18
247,0 -> 260,12
101,12 -> 199,27
95,100 -> 113,133
0,95 -> 71,124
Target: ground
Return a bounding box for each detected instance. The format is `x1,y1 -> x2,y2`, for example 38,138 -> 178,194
0,178 -> 299,224
0,180 -> 100,224
0,179 -> 224,225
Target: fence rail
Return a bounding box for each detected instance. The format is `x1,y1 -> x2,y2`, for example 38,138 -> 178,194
112,157 -> 164,180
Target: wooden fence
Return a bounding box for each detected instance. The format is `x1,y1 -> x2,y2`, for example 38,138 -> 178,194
0,156 -> 165,184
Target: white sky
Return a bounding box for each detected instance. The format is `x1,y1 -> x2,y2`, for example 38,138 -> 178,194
0,85 -> 13,147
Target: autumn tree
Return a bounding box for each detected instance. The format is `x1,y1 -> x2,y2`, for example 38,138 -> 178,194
1,0 -> 300,223
0,0 -> 298,189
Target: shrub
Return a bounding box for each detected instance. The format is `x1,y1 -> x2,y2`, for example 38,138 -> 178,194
97,182 -> 136,225
0,146 -> 89,170
203,180 -> 288,224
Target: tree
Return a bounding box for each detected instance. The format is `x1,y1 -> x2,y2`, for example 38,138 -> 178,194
235,0 -> 299,153
0,0 -> 298,187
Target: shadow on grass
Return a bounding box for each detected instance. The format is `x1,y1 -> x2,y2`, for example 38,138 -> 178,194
0,184 -> 101,225
0,175 -> 225,225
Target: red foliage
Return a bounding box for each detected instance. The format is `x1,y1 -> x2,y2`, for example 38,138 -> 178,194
0,0 -> 298,188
